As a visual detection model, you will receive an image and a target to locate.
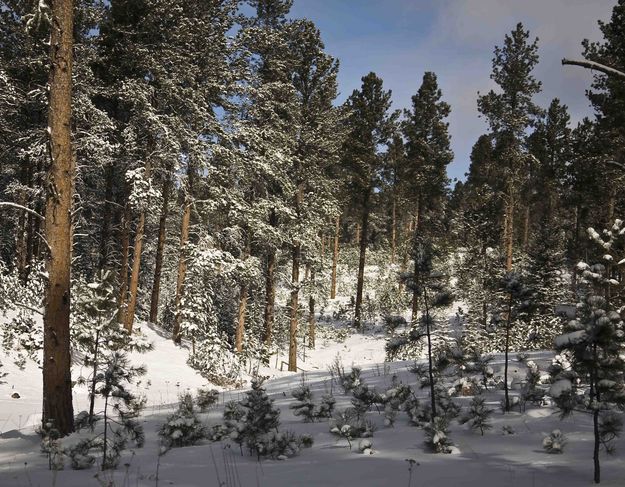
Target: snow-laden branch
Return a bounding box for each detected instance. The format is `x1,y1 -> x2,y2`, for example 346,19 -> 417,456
0,201 -> 45,221
562,58 -> 625,80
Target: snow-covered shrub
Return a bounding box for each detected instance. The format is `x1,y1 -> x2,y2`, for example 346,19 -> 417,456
381,377 -> 412,427
254,431 -> 313,460
542,429 -> 566,454
459,396 -> 493,435
159,392 -> 207,449
357,438 -> 373,455
315,393 -> 336,419
424,416 -> 454,454
466,351 -> 495,390
38,420 -> 64,470
229,379 -> 280,456
340,366 -> 364,393
403,396 -> 423,426
196,388 -> 220,412
290,386 -> 315,422
520,360 -> 545,410
351,383 -> 382,417
329,407 -> 376,448
502,424 -> 516,435
67,438 -> 96,470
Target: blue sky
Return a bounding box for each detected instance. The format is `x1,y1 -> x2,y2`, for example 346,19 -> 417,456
289,0 -> 616,182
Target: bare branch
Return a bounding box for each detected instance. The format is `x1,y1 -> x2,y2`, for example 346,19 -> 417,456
0,201 -> 46,221
12,301 -> 44,315
562,58 -> 625,80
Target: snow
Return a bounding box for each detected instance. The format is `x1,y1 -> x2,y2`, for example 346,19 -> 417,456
1,311 -> 625,486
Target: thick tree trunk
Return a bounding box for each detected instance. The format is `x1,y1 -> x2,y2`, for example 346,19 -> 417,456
263,208 -> 277,346
330,215 -> 340,299
149,175 -> 172,323
172,199 -> 191,343
354,191 -> 370,328
124,161 -> 152,332
117,201 -> 131,321
42,0 -> 75,436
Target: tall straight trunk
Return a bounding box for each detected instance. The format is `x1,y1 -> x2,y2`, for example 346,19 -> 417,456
117,201 -> 131,321
504,191 -> 514,271
172,199 -> 191,343
572,205 -> 580,295
98,163 -> 115,270
235,233 -> 250,353
42,0 -> 75,436
411,199 -> 422,322
235,284 -> 248,353
503,293 -> 513,412
354,191 -> 370,328
423,287 -> 436,419
124,161 -> 152,332
288,242 -> 300,371
355,223 -> 360,245
263,208 -> 277,346
330,215 -> 340,299
308,265 -> 316,348
288,185 -> 304,371
320,232 -> 325,266
391,196 -> 397,264
149,175 -> 172,323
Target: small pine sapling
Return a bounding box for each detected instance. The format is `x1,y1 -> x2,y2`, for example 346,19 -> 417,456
159,392 -> 207,449
382,376 -> 412,427
196,388 -> 220,412
424,416 -> 454,454
459,396 -> 493,435
38,420 -> 64,470
290,385 -> 316,422
314,393 -> 336,419
542,429 -> 566,454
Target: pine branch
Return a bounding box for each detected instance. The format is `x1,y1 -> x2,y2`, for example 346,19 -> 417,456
0,201 -> 46,221
561,59 -> 625,80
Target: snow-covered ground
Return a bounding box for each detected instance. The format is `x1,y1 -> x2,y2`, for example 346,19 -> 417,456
1,309 -> 625,486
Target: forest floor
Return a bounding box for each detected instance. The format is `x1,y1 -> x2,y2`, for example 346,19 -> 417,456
1,305 -> 625,486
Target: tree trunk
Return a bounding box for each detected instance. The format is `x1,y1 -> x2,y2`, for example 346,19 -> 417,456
355,223 -> 360,245
330,215 -> 340,299
504,191 -> 514,271
308,265 -> 316,349
354,191 -> 370,328
149,175 -> 172,323
504,293 -> 513,412
320,232 -> 325,267
117,201 -> 131,321
124,161 -> 152,332
172,199 -> 191,343
263,208 -> 277,346
288,242 -> 300,371
42,0 -> 75,436
235,284 -> 247,353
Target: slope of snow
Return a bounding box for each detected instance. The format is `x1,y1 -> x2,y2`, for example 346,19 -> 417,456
1,305 -> 625,486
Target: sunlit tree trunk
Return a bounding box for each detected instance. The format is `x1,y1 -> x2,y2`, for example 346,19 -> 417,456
149,174 -> 172,323
42,0 -> 75,436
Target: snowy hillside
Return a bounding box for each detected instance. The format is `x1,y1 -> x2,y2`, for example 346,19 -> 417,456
1,314 -> 624,486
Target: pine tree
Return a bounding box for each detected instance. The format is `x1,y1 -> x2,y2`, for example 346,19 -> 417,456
478,23 -> 542,271
342,72 -> 397,328
550,221 -> 625,484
